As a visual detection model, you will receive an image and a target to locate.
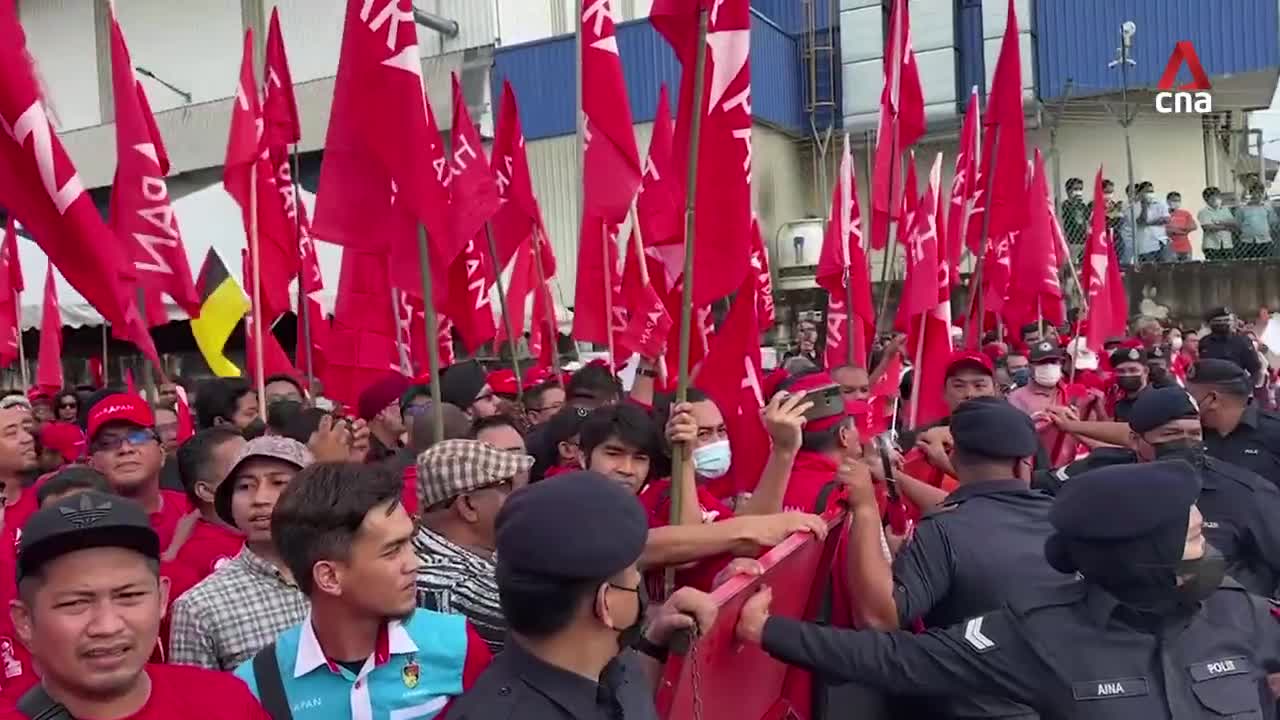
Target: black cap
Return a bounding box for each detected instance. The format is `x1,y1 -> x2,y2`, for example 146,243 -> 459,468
1186,359 -> 1250,387
1110,346 -> 1146,368
496,470 -> 647,580
1127,387 -> 1199,434
440,360 -> 488,410
1204,306 -> 1232,322
1049,461 -> 1201,541
17,491 -> 159,582
1028,339 -> 1064,363
950,397 -> 1038,459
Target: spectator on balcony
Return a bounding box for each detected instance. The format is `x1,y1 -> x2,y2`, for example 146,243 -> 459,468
1134,181 -> 1172,263
1165,191 -> 1197,262
1115,182 -> 1137,265
1197,186 -> 1238,261
1235,184 -> 1276,258
1102,180 -> 1126,260
1060,177 -> 1090,249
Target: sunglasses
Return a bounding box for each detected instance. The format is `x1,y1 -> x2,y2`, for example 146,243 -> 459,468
91,428 -> 158,453
58,402 -> 77,410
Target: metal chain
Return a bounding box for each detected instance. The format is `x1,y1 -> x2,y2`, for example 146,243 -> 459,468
688,636 -> 704,720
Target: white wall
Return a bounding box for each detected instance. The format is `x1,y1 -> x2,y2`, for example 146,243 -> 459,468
114,0 -> 243,113
271,0 -> 346,84
19,0 -> 101,131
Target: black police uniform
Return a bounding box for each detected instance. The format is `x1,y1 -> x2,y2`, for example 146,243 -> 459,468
1108,347 -> 1148,423
1199,308 -> 1261,381
758,462 -> 1280,719
445,471 -> 660,720
1190,360 -> 1280,487
888,399 -> 1066,719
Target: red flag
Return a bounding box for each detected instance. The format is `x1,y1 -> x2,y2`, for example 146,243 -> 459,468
638,85 -> 682,247
263,7 -> 301,150
444,237 -> 497,352
572,218 -> 626,352
1081,169 -> 1127,350
618,229 -> 673,361
324,249 -> 400,407
651,0 -> 753,306
818,134 -> 874,368
1004,150 -> 1065,331
446,73 -> 501,259
582,0 -> 643,222
241,250 -> 299,385
869,0 -> 926,249
312,0 -> 453,308
489,80 -> 545,268
223,30 -> 297,322
982,0 -> 1028,241
174,386 -> 195,444
748,218 -> 775,332
35,262 -> 61,392
107,7 -> 201,325
901,155 -> 952,428
0,218 -> 21,366
895,157 -> 942,326
947,87 -> 981,272
0,2 -> 156,365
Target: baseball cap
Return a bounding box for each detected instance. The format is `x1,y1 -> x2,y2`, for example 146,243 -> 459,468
215,437 -> 314,526
779,371 -> 851,432
945,350 -> 995,379
87,394 -> 154,439
417,439 -> 534,510
486,369 -> 520,397
17,491 -> 159,582
521,366 -> 558,389
39,422 -> 86,463
1028,339 -> 1064,364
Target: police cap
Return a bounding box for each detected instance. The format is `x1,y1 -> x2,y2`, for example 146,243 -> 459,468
1127,386 -> 1199,434
1028,339 -> 1064,363
1049,461 -> 1201,541
1204,306 -> 1232,322
496,470 -> 647,580
1185,359 -> 1251,396
17,491 -> 159,582
1109,346 -> 1146,368
950,397 -> 1038,459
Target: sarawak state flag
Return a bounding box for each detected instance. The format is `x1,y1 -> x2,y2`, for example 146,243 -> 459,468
189,249 -> 250,378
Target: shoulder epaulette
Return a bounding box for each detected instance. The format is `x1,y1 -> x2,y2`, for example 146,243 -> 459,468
1006,579 -> 1086,616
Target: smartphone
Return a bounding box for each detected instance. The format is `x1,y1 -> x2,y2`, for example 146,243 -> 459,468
800,385 -> 845,423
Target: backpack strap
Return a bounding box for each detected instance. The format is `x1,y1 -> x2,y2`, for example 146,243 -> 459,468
252,642 -> 293,720
16,686 -> 73,720
813,480 -> 842,514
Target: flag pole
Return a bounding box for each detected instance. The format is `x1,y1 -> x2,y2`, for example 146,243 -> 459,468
290,145 -> 315,390
601,219 -> 617,371
390,288 -> 411,374
628,203 -> 666,382
16,305 -> 28,390
416,225 -> 446,445
668,7 -> 710,596
136,289 -> 157,405
840,135 -> 858,367
968,126 -> 1001,347
874,153 -> 901,335
249,163 -> 267,408
909,316 -> 926,427
484,224 -> 522,401
101,325 -> 109,386
531,228 -> 563,384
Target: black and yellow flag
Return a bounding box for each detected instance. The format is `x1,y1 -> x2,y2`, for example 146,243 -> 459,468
190,249 -> 250,377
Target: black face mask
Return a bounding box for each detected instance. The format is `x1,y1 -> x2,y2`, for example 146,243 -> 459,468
1148,366 -> 1170,386
614,582 -> 648,651
1117,376 -> 1144,393
242,418 -> 268,440
1175,548 -> 1227,606
1209,323 -> 1232,336
1152,438 -> 1205,464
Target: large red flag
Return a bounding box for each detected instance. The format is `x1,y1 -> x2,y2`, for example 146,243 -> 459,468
869,0 -> 926,250
947,87 -> 981,274
36,262 -> 61,393
1004,150 -> 1065,331
224,30 -> 297,322
651,0 -> 753,306
1081,169 -> 1127,350
894,159 -> 941,327
618,229 -> 673,362
446,73 -> 501,260
749,217 -> 775,332
901,155 -> 951,428
107,6 -> 200,325
572,218 -> 626,351
0,217 -> 20,367
0,2 -> 156,364
982,0 -> 1028,242
582,0 -> 643,222
263,8 -> 301,150
489,80 -> 545,268
444,237 -> 497,352
818,134 -> 874,369
638,85 -> 681,248
325,249 -> 400,407
242,251 -> 300,385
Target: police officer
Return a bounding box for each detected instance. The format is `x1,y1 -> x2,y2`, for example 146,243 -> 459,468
1147,345 -> 1176,388
736,461 -> 1280,719
1110,346 -> 1149,422
1199,307 -> 1261,384
446,471 -> 717,720
844,397 -> 1066,720
1127,386 -> 1280,597
1187,359 -> 1280,487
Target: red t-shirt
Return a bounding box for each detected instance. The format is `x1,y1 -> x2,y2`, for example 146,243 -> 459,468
149,490 -> 193,550
171,519 -> 244,582
780,452 -> 848,514
0,664 -> 271,719
637,479 -> 736,591
401,465 -> 419,517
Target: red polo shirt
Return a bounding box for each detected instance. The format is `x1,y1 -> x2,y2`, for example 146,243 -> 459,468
0,664 -> 271,719
170,519 -> 244,582
149,490 -> 194,550
781,452 -> 851,514
637,479 -> 736,592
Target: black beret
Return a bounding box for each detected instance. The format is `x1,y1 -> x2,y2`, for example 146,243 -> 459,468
1127,386 -> 1199,434
1109,346 -> 1146,367
950,397 -> 1038,459
496,470 -> 647,580
1185,359 -> 1250,389
1049,461 -> 1201,541
1028,339 -> 1064,363
18,491 -> 159,582
1204,306 -> 1232,322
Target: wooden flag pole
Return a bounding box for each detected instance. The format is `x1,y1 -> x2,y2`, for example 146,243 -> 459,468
101,325 -> 109,386
909,315 -> 926,427
874,144 -> 902,336
484,224 -> 522,401
967,126 -> 1001,347
15,309 -> 27,389
416,225 -> 446,445
249,162 -> 267,408
628,203 -> 666,382
667,7 -> 710,596
291,145 -> 315,391
390,287 -> 412,374
601,219 -> 617,372
530,228 -> 563,384
136,288 -> 157,406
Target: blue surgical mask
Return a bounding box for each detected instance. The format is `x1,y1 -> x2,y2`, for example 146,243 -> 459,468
691,439 -> 732,479
1010,368 -> 1030,387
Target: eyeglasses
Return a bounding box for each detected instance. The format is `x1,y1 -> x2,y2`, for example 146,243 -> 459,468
57,402 -> 77,410
91,429 -> 158,453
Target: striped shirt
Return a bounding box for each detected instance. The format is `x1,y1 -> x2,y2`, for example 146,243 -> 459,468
413,526 -> 505,653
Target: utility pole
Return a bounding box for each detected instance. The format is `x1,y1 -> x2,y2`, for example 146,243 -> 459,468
1108,21 -> 1139,267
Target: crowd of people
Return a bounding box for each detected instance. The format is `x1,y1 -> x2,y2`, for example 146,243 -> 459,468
0,302 -> 1276,718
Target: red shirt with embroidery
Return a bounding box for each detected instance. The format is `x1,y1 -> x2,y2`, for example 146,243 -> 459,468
0,664 -> 272,719
636,479 -> 736,592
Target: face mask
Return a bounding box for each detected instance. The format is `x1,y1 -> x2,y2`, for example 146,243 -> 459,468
1209,322 -> 1231,336
691,439 -> 732,479
1144,193 -> 1156,202
1151,437 -> 1205,463
1032,363 -> 1062,387
1210,198 -> 1222,208
1010,368 -> 1030,387
242,418 -> 267,440
1175,548 -> 1227,607
1168,201 -> 1181,210
1169,336 -> 1183,351
615,583 -> 648,651
1069,190 -> 1083,199
1148,366 -> 1170,386
1117,375 -> 1144,393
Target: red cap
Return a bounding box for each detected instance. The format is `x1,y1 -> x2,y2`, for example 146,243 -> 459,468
486,369 -> 520,396
944,350 -> 995,379
521,366 -> 557,389
26,389 -> 51,403
38,422 -> 86,463
87,394 -> 155,439
780,372 -> 851,432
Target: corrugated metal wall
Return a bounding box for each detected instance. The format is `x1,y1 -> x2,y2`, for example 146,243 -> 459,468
19,0 -> 101,131
955,0 -> 985,105
751,0 -> 836,34
1036,0 -> 1280,100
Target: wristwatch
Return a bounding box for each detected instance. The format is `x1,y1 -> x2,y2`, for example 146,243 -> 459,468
636,367 -> 660,379
631,634 -> 670,663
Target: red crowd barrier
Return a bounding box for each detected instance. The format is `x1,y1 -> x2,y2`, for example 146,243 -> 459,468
655,510 -> 847,720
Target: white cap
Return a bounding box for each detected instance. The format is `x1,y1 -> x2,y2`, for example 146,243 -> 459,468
1065,337 -> 1099,371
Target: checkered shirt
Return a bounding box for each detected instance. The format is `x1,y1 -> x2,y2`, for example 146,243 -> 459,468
169,545 -> 309,671
416,439 -> 534,509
